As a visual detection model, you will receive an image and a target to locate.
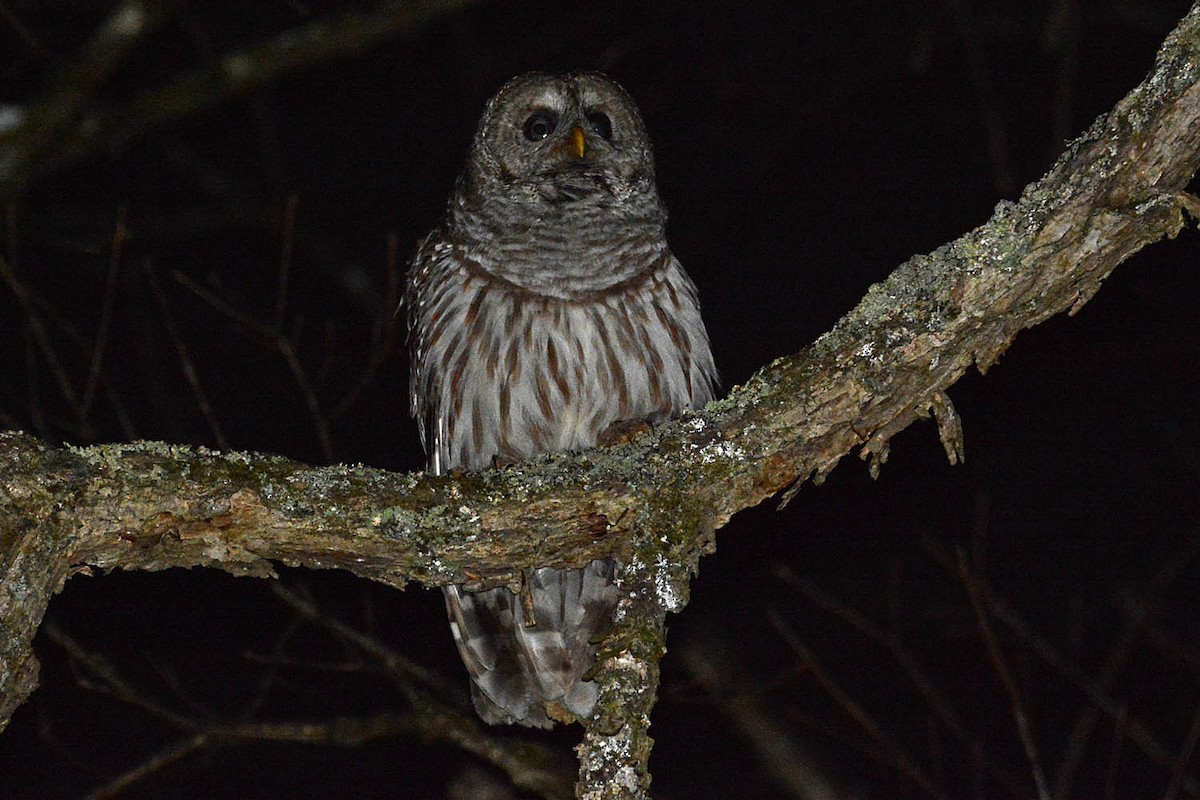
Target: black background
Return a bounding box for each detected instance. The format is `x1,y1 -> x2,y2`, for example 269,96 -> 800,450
2,2 -> 1199,797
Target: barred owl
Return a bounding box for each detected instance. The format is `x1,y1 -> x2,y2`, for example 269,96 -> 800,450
405,72 -> 716,727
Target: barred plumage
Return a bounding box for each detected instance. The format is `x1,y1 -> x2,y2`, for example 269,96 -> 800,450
405,72 -> 716,727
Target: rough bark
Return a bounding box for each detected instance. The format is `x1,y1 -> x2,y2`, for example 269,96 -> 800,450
4,5 -> 1200,798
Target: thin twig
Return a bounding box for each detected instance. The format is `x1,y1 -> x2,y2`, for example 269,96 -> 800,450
678,631 -> 855,800
242,611 -> 305,718
173,270 -> 332,460
767,608 -> 948,800
88,733 -> 212,800
22,329 -> 44,436
82,207 -> 127,413
1104,704 -> 1128,800
24,271 -> 139,439
332,232 -> 402,420
0,2 -> 46,53
774,564 -> 1030,798
777,564 -> 971,742
279,336 -> 334,462
1053,590 -> 1150,797
0,0 -> 483,199
955,550 -> 1051,800
2,253 -> 91,436
1140,605 -> 1200,671
945,0 -> 1017,195
144,261 -> 229,449
45,622 -> 198,731
269,583 -> 451,698
274,195 -> 298,330
269,583 -> 572,799
923,539 -> 1197,793
1163,699 -> 1200,800
47,614 -> 569,799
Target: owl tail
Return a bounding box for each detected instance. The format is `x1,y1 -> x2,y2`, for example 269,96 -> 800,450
443,558 -> 620,728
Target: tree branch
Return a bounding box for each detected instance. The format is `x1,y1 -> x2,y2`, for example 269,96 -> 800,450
4,4 -> 1200,797
0,0 -> 482,201
45,611 -> 574,799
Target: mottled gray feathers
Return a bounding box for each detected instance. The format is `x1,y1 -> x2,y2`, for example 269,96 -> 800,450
444,561 -> 620,727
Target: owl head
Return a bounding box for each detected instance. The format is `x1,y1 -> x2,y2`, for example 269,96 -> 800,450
458,72 -> 660,212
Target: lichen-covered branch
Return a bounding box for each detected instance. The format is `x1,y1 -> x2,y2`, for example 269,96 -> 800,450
4,4 -> 1200,797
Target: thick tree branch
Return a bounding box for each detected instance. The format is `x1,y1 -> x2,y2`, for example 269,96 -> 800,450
4,5 -> 1200,797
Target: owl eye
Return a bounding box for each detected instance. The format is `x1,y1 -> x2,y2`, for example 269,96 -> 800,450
522,110 -> 558,141
586,112 -> 613,140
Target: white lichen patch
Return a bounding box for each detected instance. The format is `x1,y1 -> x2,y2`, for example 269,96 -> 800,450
696,439 -> 745,465
221,450 -> 253,465
605,650 -> 647,678
578,720 -> 643,798
654,554 -> 686,612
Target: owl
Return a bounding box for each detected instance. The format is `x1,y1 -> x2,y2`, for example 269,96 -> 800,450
405,72 -> 717,727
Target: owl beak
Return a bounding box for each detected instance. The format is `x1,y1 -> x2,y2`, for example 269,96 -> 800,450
570,126 -> 586,158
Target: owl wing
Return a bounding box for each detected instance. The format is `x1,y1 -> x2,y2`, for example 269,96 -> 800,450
443,559 -> 620,727
404,230 -> 456,475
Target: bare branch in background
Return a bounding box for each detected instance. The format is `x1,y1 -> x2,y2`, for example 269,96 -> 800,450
0,254 -> 92,437
679,630 -> 856,800
332,232 -> 403,421
81,208 -> 127,414
956,551 -> 1051,800
0,0 -> 484,201
173,270 -> 336,462
143,260 -> 230,449
923,537 -> 1200,796
45,601 -> 574,800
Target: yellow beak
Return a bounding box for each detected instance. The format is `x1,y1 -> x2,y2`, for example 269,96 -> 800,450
570,126 -> 586,158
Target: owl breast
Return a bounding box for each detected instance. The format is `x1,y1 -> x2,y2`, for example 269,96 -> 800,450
409,242 -> 715,473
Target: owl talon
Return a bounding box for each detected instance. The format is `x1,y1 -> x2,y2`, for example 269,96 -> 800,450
597,417 -> 654,447
545,701 -> 581,726
519,569 -> 538,627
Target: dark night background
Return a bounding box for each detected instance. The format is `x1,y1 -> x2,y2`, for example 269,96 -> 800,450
2,1 -> 1200,798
